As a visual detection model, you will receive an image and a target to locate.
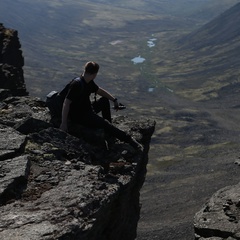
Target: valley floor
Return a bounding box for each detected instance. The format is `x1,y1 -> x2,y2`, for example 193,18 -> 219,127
136,93 -> 240,239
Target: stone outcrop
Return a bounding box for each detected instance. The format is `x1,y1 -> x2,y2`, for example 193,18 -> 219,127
194,183 -> 240,240
0,24 -> 155,239
0,23 -> 27,96
0,92 -> 155,240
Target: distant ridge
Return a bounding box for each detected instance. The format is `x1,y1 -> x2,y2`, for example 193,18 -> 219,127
179,2 -> 240,49
161,2 -> 240,103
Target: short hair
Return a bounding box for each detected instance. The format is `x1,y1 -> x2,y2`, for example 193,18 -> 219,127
84,61 -> 99,74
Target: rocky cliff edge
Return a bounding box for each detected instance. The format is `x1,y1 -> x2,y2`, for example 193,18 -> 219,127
194,182 -> 240,240
0,23 -> 27,96
0,92 -> 155,240
0,23 -> 155,240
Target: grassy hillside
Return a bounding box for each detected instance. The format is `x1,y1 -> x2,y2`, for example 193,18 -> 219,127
180,3 -> 240,48
1,0 -> 240,162
1,0 -> 240,169
2,3 -> 240,239
0,0 -> 239,98
151,2 -> 240,103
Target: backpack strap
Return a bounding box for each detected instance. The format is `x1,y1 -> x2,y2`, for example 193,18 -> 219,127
73,76 -> 85,96
59,76 -> 84,99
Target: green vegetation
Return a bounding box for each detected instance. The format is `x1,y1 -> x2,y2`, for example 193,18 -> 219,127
1,0 -> 240,172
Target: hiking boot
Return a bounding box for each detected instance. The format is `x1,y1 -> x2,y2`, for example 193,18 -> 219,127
128,137 -> 143,151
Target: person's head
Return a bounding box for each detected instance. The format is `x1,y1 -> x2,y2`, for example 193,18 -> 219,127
83,61 -> 99,82
84,61 -> 99,74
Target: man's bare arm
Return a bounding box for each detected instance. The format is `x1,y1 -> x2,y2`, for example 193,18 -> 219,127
60,98 -> 71,132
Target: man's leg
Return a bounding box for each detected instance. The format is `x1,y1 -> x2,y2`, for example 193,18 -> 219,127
68,121 -> 106,146
81,112 -> 142,150
92,97 -> 112,123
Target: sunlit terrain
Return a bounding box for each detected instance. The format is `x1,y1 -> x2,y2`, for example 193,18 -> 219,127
1,0 -> 240,171
2,1 -> 240,238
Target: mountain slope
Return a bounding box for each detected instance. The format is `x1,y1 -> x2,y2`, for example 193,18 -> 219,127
155,2 -> 240,103
179,2 -> 240,49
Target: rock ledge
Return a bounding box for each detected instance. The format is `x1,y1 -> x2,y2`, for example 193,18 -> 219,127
0,94 -> 155,240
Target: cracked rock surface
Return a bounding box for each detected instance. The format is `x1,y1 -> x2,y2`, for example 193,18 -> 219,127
194,183 -> 240,240
0,93 -> 155,240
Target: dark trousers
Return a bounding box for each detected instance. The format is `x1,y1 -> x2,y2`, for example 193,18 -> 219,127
72,97 -> 130,142
81,97 -> 130,142
92,97 -> 112,123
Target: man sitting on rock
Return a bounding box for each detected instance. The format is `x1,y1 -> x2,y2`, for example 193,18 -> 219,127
59,61 -> 142,150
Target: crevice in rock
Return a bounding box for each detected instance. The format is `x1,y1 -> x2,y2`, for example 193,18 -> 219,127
194,227 -> 233,239
0,176 -> 28,206
0,136 -> 27,161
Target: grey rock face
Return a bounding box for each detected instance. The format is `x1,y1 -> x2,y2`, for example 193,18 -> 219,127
0,94 -> 155,240
194,183 -> 240,240
0,23 -> 155,240
0,125 -> 26,160
0,23 -> 27,96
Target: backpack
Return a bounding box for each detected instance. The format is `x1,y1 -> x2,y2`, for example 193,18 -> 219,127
46,91 -> 64,118
46,77 -> 84,119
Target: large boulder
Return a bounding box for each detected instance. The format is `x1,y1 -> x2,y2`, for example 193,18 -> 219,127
0,95 -> 155,240
0,23 -> 155,240
194,183 -> 240,240
0,23 -> 27,96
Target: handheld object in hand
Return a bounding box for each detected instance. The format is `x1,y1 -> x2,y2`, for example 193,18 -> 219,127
113,103 -> 126,110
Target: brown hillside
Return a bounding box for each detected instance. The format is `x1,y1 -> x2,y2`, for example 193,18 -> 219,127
157,2 -> 240,103
179,3 -> 240,49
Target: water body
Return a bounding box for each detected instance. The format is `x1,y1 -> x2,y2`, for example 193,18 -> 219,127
147,38 -> 157,48
131,38 -> 157,64
131,55 -> 146,64
148,87 -> 154,92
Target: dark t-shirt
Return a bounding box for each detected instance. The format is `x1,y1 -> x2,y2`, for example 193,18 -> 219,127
60,76 -> 99,123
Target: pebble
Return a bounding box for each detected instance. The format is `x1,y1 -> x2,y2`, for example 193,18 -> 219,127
121,150 -> 128,155
234,160 -> 240,165
65,160 -> 71,166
